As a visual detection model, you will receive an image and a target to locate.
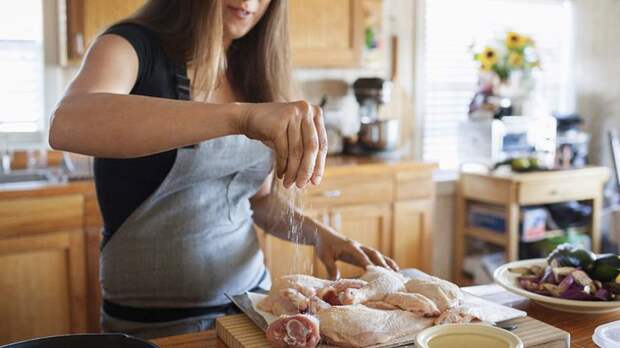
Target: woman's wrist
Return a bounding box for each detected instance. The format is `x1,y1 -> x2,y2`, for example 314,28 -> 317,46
229,102 -> 252,136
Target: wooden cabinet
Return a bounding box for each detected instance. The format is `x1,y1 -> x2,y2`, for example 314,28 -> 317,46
393,199 -> 433,273
288,0 -> 363,67
64,0 -> 365,68
0,195 -> 87,345
66,0 -> 145,60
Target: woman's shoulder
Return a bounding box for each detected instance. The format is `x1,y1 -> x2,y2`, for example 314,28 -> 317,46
103,22 -> 160,52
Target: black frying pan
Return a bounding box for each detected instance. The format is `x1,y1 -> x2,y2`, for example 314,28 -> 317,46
0,334 -> 158,348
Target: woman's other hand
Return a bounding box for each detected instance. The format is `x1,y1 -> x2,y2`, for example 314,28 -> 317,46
238,101 -> 327,189
315,227 -> 400,280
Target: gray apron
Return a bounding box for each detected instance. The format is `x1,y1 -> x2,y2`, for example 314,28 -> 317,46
100,135 -> 273,336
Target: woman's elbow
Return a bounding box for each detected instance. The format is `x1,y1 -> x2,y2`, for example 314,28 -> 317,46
48,103 -> 72,151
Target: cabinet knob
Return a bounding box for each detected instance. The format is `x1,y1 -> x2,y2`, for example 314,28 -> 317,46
322,214 -> 329,226
75,32 -> 85,56
322,190 -> 342,198
333,213 -> 342,231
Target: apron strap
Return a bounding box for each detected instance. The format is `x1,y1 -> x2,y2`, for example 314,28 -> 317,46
174,63 -> 197,149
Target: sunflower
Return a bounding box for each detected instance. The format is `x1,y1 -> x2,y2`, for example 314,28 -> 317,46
506,32 -> 527,49
480,47 -> 498,67
508,52 -> 524,68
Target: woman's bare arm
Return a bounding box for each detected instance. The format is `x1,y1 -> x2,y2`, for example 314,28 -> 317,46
49,35 -> 243,158
50,34 -> 327,188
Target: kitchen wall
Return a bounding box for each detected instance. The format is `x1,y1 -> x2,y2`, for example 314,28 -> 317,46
573,0 -> 620,168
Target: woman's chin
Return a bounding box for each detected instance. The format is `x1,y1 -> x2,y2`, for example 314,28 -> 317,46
225,26 -> 251,41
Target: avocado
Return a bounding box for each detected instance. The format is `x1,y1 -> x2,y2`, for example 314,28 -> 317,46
590,254 -> 620,282
546,244 -> 596,269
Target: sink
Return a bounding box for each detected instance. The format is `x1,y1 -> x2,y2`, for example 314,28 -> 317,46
0,170 -> 63,187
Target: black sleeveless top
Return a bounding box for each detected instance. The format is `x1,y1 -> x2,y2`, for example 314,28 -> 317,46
95,23 -> 188,245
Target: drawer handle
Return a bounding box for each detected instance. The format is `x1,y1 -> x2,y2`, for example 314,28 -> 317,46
550,189 -> 558,195
322,190 -> 342,198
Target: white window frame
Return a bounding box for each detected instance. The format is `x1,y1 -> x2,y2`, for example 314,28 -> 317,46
0,0 -> 67,150
412,0 -> 575,170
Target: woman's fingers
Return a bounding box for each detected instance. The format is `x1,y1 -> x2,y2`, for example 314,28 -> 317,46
361,246 -> 391,269
283,107 -> 304,188
273,130 -> 288,179
340,243 -> 373,269
295,108 -> 319,188
322,256 -> 341,280
311,105 -> 327,185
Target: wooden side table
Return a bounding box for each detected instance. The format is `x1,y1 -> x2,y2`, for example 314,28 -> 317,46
453,167 -> 609,285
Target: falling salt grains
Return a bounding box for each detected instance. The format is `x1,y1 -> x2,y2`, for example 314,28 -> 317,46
285,186 -> 313,275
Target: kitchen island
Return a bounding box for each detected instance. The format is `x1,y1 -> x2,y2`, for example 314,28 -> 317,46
152,284 -> 609,348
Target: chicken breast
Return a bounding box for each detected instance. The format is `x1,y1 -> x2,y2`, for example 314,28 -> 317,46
341,266 -> 408,305
404,275 -> 462,312
317,304 -> 433,347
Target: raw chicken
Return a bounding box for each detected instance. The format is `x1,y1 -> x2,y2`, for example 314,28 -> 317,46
404,275 -> 462,311
258,275 -> 332,315
341,266 -> 408,305
317,304 -> 434,347
259,275 -> 369,315
365,292 -> 440,317
262,268 -> 471,347
433,305 -> 483,325
266,314 -> 321,348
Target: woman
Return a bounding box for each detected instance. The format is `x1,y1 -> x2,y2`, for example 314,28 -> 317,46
49,0 -> 399,338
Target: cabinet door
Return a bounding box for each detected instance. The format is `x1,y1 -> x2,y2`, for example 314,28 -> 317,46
0,231 -> 87,345
393,199 -> 433,273
289,0 -> 363,67
66,0 -> 145,59
258,209 -> 327,280
315,203 -> 392,279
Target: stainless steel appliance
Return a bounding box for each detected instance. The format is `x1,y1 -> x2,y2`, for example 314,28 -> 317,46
351,78 -> 400,153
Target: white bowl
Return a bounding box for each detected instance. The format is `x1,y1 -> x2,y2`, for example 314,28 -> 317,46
415,323 -> 523,348
494,258 -> 620,314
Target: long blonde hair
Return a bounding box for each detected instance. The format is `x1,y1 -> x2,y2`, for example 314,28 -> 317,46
126,0 -> 292,102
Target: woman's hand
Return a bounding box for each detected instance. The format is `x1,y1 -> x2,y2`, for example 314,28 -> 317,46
238,101 -> 327,189
315,227 -> 400,280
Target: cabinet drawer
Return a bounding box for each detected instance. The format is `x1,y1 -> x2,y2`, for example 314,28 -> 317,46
395,171 -> 434,200
518,180 -> 599,205
0,195 -> 84,239
305,174 -> 393,207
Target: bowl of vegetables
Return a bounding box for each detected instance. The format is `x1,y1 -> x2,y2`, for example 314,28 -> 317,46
494,244 -> 620,313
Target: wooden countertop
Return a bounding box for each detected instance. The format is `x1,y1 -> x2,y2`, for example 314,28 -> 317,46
0,156 -> 436,198
151,284 -> 611,348
462,166 -> 610,183
0,179 -> 95,199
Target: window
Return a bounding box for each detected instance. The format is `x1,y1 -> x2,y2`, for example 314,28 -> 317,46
417,0 -> 573,169
0,0 -> 44,138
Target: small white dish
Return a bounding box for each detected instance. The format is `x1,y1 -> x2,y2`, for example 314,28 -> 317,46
415,323 -> 523,348
593,320 -> 620,347
494,258 -> 620,314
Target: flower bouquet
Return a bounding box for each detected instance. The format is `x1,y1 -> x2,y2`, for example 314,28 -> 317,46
469,32 -> 541,119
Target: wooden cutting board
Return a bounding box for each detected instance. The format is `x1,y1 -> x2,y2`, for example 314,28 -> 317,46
216,314 -> 569,348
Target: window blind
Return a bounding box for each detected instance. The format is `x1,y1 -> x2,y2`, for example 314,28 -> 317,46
0,0 -> 44,134
418,0 -> 573,169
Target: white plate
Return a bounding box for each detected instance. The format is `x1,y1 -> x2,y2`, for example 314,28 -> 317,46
494,258 -> 620,314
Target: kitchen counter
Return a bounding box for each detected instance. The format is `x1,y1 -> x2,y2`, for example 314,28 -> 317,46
0,155 -> 435,197
151,284 -> 608,348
